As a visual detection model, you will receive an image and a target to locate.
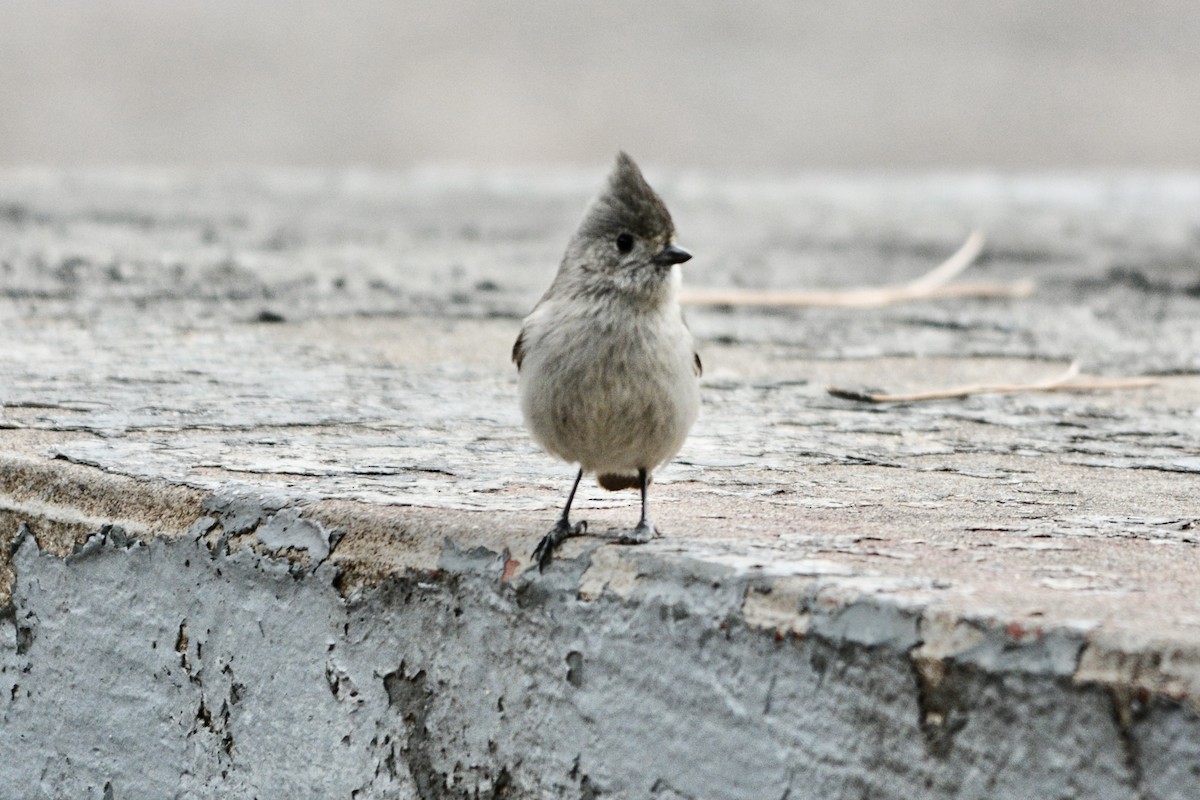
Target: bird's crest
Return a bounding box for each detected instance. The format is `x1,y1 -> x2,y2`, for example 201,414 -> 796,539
577,152 -> 675,242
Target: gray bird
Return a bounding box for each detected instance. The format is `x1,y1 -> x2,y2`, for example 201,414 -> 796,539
513,152 -> 701,571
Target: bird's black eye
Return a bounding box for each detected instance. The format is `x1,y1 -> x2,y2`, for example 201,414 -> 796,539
616,233 -> 634,254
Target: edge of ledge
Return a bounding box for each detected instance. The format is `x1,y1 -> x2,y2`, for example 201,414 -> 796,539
5,448 -> 1200,721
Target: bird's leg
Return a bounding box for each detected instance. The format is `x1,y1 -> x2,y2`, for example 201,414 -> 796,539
532,467 -> 588,571
619,468 -> 657,545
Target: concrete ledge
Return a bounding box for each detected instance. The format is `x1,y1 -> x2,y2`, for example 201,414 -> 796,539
3,169 -> 1200,798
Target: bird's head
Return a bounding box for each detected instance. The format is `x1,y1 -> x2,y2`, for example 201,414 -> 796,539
564,152 -> 691,302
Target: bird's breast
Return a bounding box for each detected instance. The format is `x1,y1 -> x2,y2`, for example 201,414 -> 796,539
519,303 -> 699,472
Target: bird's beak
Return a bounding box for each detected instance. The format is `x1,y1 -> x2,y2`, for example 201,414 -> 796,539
653,244 -> 692,266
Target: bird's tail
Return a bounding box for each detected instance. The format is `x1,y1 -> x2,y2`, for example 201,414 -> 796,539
597,472 -> 645,491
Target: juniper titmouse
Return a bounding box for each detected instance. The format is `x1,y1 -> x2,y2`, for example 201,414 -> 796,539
513,152 -> 701,571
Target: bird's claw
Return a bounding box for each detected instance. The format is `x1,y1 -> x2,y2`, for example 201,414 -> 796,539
617,521 -> 657,546
532,518 -> 587,572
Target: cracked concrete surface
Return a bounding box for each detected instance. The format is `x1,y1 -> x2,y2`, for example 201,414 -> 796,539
2,168 -> 1200,798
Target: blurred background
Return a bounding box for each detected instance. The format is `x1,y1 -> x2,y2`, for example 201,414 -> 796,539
2,0 -> 1199,170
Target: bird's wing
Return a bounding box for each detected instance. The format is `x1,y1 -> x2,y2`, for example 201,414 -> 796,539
512,327 -> 527,370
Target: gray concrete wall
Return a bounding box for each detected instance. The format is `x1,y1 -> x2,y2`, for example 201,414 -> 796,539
7,485 -> 1200,800
2,168 -> 1200,798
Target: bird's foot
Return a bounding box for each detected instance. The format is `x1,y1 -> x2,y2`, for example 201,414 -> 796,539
532,518 -> 588,572
617,520 -> 657,546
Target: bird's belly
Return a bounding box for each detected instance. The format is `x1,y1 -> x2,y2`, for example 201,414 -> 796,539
520,333 -> 699,474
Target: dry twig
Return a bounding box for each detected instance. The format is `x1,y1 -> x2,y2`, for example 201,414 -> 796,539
681,230 -> 1034,309
827,361 -> 1160,403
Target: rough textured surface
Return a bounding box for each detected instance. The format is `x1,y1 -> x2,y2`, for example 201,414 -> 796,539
2,168 -> 1200,798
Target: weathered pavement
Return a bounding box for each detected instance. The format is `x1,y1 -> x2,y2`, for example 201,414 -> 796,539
1,168 -> 1199,798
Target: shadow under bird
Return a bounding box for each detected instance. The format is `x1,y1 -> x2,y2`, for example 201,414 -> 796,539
513,152 -> 701,571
